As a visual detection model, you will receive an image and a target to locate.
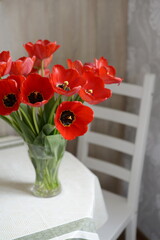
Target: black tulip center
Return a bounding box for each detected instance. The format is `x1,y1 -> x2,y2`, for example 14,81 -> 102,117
60,110 -> 75,126
28,91 -> 43,104
3,94 -> 17,107
57,81 -> 70,91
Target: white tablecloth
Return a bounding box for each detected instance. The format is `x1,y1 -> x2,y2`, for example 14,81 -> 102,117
0,142 -> 107,240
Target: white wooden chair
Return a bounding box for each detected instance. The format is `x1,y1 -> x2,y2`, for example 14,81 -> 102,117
77,74 -> 155,240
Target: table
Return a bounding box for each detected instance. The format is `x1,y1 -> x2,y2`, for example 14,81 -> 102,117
0,138 -> 108,240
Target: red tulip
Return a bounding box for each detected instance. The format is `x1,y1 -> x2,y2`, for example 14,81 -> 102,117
94,57 -> 123,84
50,65 -> 86,96
0,51 -> 12,77
33,55 -> 53,68
79,72 -> 112,104
10,56 -> 35,76
6,75 -> 25,90
24,40 -> 60,60
68,57 -> 123,84
67,59 -> 84,75
55,101 -> 94,140
0,78 -> 21,115
21,73 -> 54,107
67,59 -> 92,75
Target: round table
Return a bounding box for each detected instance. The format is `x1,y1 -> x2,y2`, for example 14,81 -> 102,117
0,139 -> 108,240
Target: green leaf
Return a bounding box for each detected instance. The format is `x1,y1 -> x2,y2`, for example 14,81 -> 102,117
33,124 -> 55,146
42,124 -> 55,135
43,96 -> 56,123
33,130 -> 46,146
44,134 -> 67,162
10,112 -> 36,143
31,107 -> 39,134
20,104 -> 33,123
19,105 -> 36,134
36,107 -> 46,131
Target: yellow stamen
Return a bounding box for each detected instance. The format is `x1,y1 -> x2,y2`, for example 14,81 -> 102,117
86,89 -> 93,94
64,81 -> 69,86
67,116 -> 72,120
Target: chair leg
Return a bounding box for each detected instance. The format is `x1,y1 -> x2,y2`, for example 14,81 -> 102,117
125,214 -> 137,240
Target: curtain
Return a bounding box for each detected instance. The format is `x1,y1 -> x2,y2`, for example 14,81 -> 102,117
127,0 -> 160,239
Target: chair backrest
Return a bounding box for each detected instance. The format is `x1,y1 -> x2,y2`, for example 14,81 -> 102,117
77,74 -> 155,211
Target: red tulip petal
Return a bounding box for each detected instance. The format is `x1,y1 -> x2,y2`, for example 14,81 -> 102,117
21,73 -> 54,107
55,101 -> 94,140
51,65 -> 84,96
0,79 -> 20,115
0,51 -> 12,77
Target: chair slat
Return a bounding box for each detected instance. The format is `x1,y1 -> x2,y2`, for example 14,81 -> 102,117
86,156 -> 130,182
128,74 -> 155,207
107,82 -> 143,99
92,106 -> 139,127
87,132 -> 135,155
0,136 -> 23,149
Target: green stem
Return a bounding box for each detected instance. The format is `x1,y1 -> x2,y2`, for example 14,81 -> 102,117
32,107 -> 39,134
19,107 -> 36,134
52,128 -> 59,135
74,95 -> 84,102
39,106 -> 43,115
45,166 -> 53,187
0,115 -> 12,125
67,96 -> 73,101
11,120 -> 24,138
48,95 -> 62,124
41,60 -> 44,77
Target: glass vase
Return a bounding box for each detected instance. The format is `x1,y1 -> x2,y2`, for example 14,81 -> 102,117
27,134 -> 66,198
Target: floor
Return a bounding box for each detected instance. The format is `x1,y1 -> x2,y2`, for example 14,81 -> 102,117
118,230 -> 149,240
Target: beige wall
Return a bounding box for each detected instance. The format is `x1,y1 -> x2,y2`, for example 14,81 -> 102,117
0,0 -> 128,157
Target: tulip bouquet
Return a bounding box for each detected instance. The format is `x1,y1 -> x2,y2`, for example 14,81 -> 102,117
0,40 -> 122,197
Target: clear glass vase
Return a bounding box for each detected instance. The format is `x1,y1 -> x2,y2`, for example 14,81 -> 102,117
27,134 -> 66,198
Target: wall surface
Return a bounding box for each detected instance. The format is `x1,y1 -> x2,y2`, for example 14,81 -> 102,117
127,0 -> 160,239
0,0 -> 128,154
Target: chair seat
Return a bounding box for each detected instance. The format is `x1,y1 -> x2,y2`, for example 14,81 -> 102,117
97,190 -> 132,240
